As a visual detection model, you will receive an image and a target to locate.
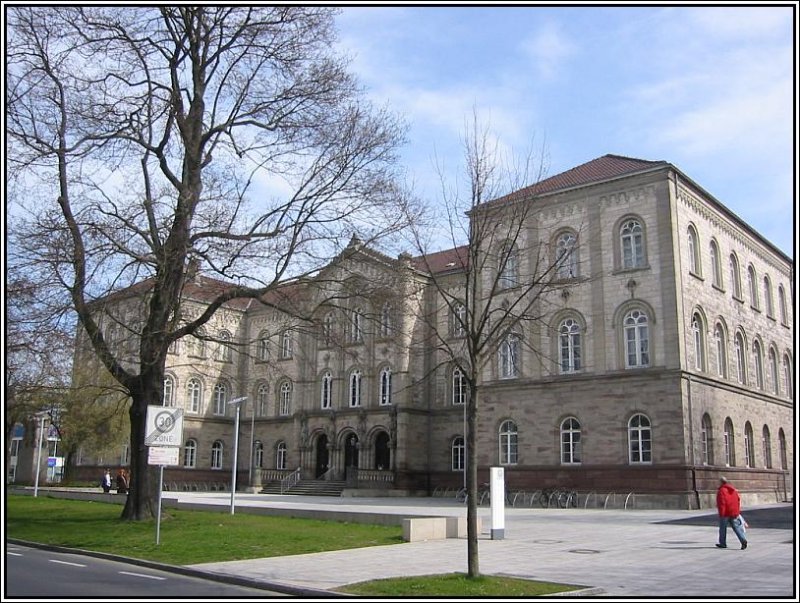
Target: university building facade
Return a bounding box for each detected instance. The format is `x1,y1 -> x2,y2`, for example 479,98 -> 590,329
72,154 -> 794,509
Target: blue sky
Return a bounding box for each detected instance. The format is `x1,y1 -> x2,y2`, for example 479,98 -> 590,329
335,5 -> 796,258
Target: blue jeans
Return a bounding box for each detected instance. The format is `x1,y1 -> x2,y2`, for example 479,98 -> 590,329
718,516 -> 746,546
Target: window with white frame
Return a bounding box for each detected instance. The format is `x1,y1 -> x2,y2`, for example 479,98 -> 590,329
254,440 -> 264,468
257,383 -> 269,416
257,331 -> 269,362
762,426 -> 772,469
498,420 -> 518,465
350,308 -> 364,343
193,329 -> 207,357
778,285 -> 788,324
714,323 -> 728,378
279,381 -> 291,415
216,330 -> 233,362
729,254 -> 742,299
556,231 -> 578,279
560,417 -> 581,464
710,240 -> 723,288
768,347 -> 779,395
183,439 -> 197,468
734,332 -> 746,384
211,440 -> 223,470
723,418 -> 735,466
213,382 -> 228,415
451,302 -> 467,338
747,265 -> 759,309
783,354 -> 793,400
380,302 -> 393,338
349,370 -> 362,407
276,441 -> 287,470
628,414 -> 652,464
163,375 -> 175,407
187,378 -> 202,414
763,276 -> 774,318
321,372 -> 333,409
620,218 -> 644,269
281,329 -> 293,359
499,333 -> 520,378
687,225 -> 700,275
744,422 -> 754,468
753,340 -> 764,390
322,311 -> 336,346
559,318 -> 582,373
452,367 -> 467,405
701,414 -> 713,465
778,429 -> 787,469
379,367 -> 392,406
451,436 -> 465,472
498,245 -> 519,289
624,309 -> 650,368
691,312 -> 705,371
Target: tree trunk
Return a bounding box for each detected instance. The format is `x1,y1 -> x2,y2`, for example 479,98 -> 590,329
120,377 -> 161,520
466,383 -> 480,577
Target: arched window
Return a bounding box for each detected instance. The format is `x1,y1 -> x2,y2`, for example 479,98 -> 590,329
710,240 -> 723,288
187,378 -> 202,414
213,382 -> 228,415
753,340 -> 764,390
451,436 -> 465,472
499,245 -> 518,289
723,418 -> 735,466
734,332 -> 746,384
714,323 -> 728,379
163,375 -> 175,407
350,308 -> 364,343
762,426 -> 772,469
379,367 -> 392,406
747,265 -> 759,309
556,231 -> 578,279
349,370 -> 362,407
778,285 -> 788,324
211,440 -> 223,470
254,440 -> 264,468
744,422 -> 755,468
624,309 -> 650,368
620,218 -> 645,269
628,414 -> 652,464
257,331 -> 270,362
729,254 -> 742,299
687,225 -> 700,275
691,312 -> 705,371
559,318 -> 582,374
380,302 -> 393,338
183,439 -> 197,468
768,347 -> 780,395
257,383 -> 269,416
276,441 -> 287,470
499,333 -> 520,378
322,311 -> 336,346
321,372 -> 333,409
763,276 -> 774,318
279,381 -> 292,415
452,368 -> 467,406
778,429 -> 787,469
701,414 -> 713,465
560,417 -> 581,464
498,420 -> 518,465
281,329 -> 293,359
783,354 -> 793,400
451,302 -> 467,338
216,330 -> 233,362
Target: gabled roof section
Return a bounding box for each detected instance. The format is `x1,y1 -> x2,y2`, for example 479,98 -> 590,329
412,245 -> 469,275
488,154 -> 668,207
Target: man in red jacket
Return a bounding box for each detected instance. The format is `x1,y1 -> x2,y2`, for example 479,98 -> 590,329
716,476 -> 747,549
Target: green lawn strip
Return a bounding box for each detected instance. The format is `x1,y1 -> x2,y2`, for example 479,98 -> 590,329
336,573 -> 583,596
6,494 -> 402,565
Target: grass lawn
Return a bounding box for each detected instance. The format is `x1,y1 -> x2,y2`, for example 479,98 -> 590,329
7,493 -> 585,596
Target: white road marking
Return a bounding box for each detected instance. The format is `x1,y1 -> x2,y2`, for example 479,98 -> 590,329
118,571 -> 167,581
49,559 -> 86,567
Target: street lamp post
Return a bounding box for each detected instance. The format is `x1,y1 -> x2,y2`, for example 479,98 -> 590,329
33,412 -> 47,498
227,397 -> 247,515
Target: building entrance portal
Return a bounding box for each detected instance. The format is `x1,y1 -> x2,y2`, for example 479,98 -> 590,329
315,434 -> 329,478
375,431 -> 390,470
344,433 -> 359,470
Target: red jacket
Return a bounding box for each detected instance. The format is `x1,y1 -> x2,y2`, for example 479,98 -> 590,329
716,483 -> 741,518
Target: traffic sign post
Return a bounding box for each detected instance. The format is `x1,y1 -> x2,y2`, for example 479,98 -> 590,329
146,405 -> 184,545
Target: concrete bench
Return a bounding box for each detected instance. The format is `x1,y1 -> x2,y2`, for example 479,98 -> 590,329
445,516 -> 482,538
402,517 -> 447,542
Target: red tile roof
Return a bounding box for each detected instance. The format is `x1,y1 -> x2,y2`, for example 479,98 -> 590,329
412,245 -> 469,275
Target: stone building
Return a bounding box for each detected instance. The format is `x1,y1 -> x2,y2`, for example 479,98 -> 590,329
68,154 -> 794,509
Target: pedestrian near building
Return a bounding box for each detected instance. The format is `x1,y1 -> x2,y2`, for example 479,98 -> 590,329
115,468 -> 129,495
716,477 -> 747,550
101,469 -> 112,493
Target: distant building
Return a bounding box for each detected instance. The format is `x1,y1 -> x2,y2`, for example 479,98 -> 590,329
70,155 -> 794,508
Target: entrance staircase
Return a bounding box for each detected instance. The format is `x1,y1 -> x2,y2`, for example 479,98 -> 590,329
260,478 -> 347,497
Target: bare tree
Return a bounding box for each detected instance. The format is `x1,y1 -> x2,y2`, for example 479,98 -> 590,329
409,114 -> 588,577
7,6 -> 414,520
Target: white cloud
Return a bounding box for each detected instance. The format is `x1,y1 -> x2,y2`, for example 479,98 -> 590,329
520,21 -> 576,80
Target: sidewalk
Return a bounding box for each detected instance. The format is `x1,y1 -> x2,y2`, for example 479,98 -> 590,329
161,492 -> 795,599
